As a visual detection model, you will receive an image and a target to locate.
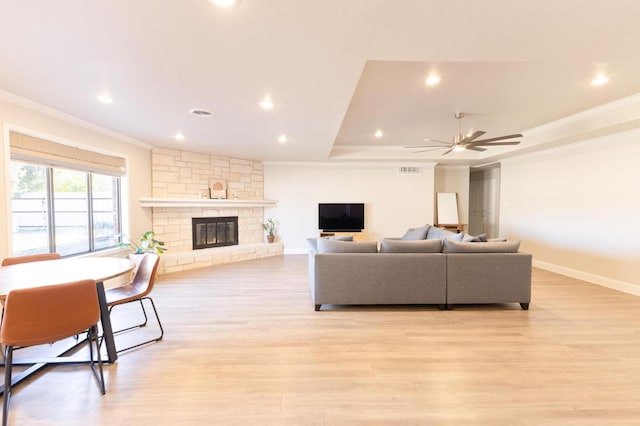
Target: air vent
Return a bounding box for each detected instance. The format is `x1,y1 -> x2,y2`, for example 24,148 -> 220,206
189,108 -> 214,117
397,166 -> 421,176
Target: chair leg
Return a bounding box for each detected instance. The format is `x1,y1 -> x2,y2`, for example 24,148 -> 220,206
145,297 -> 164,342
3,346 -> 13,426
112,297 -> 164,353
88,325 -> 106,395
109,299 -> 149,335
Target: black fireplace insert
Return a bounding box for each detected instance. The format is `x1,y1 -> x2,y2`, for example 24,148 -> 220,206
192,216 -> 238,250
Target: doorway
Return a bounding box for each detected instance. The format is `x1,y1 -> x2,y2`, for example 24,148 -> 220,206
468,164 -> 501,238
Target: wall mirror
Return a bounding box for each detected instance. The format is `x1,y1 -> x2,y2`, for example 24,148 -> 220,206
436,192 -> 459,224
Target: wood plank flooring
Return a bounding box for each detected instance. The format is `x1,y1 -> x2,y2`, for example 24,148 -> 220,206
3,254 -> 640,425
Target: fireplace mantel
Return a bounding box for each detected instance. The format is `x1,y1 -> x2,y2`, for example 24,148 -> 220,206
139,197 -> 278,208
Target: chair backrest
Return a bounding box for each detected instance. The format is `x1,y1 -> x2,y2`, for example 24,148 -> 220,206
1,252 -> 62,266
0,279 -> 100,348
130,253 -> 160,298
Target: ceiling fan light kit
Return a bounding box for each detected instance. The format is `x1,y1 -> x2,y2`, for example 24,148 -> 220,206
407,112 -> 522,155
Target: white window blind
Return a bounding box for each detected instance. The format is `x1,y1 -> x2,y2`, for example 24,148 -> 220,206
9,131 -> 126,176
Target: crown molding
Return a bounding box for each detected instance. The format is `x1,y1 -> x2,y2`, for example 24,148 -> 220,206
524,92 -> 640,136
263,160 -> 437,168
0,89 -> 153,150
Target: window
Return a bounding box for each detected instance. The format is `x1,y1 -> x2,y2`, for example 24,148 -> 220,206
9,131 -> 124,257
10,162 -> 122,256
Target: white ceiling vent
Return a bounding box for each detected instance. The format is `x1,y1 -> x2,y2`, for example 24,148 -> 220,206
397,166 -> 421,176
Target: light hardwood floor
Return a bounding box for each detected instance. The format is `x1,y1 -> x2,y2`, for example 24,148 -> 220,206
3,254 -> 640,425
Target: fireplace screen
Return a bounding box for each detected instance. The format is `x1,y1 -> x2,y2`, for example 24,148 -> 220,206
192,216 -> 238,250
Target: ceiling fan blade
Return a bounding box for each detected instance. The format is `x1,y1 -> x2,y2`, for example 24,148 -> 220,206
423,138 -> 450,144
441,148 -> 453,156
466,146 -> 487,152
466,133 -> 523,144
460,130 -> 486,144
469,141 -> 521,147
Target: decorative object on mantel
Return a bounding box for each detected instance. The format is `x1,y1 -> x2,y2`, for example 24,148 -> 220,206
119,231 -> 167,254
263,218 -> 279,243
209,179 -> 227,199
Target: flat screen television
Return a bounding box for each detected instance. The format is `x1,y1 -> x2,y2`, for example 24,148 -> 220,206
318,203 -> 365,232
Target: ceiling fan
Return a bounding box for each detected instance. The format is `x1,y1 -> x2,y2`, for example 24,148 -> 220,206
407,112 -> 522,155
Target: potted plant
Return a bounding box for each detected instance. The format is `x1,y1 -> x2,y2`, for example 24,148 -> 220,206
119,231 -> 167,254
263,218 -> 279,243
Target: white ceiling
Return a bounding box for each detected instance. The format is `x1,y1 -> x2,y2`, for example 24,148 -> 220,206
1,0 -> 640,164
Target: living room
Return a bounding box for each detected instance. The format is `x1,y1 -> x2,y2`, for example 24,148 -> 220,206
1,1 -> 640,424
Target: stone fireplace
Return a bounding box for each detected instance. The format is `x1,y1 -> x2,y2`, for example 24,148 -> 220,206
145,148 -> 283,275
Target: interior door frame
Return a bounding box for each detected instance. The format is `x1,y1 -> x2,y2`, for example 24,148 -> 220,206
468,163 -> 501,238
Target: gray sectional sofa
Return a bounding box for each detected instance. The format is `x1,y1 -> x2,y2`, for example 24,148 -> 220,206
308,229 -> 532,311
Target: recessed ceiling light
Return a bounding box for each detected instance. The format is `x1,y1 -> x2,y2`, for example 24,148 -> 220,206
425,74 -> 441,86
278,134 -> 287,143
209,0 -> 240,8
375,129 -> 383,138
259,96 -> 274,110
96,93 -> 113,104
175,131 -> 185,141
591,74 -> 609,86
189,108 -> 214,116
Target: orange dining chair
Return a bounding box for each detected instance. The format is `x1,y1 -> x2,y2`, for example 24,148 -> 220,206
105,253 -> 163,353
1,253 -> 63,358
1,252 -> 62,267
1,279 -> 105,425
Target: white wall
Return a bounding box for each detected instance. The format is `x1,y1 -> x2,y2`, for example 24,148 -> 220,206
0,95 -> 153,259
264,163 -> 436,253
501,129 -> 640,290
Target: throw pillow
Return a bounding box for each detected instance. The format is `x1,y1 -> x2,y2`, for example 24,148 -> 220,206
316,239 -> 378,254
461,232 -> 487,242
400,224 -> 430,240
380,238 -> 443,253
442,239 -> 521,253
427,226 -> 464,242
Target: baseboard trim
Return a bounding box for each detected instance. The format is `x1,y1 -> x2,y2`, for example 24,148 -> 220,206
533,259 -> 640,296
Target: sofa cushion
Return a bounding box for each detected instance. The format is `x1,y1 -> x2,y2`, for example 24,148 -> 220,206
427,226 -> 464,242
307,235 -> 354,251
328,235 -> 354,241
380,238 -> 442,253
442,239 -> 521,253
316,239 -> 378,254
400,224 -> 430,240
306,237 -> 319,251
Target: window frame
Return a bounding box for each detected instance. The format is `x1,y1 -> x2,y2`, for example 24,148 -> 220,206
10,161 -> 123,257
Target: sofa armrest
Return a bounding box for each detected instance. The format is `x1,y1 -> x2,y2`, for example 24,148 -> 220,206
446,253 -> 532,305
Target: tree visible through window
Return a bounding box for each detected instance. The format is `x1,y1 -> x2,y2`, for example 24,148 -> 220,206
10,161 -> 121,256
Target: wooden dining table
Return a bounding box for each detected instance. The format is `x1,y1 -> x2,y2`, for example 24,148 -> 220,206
0,256 -> 136,393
